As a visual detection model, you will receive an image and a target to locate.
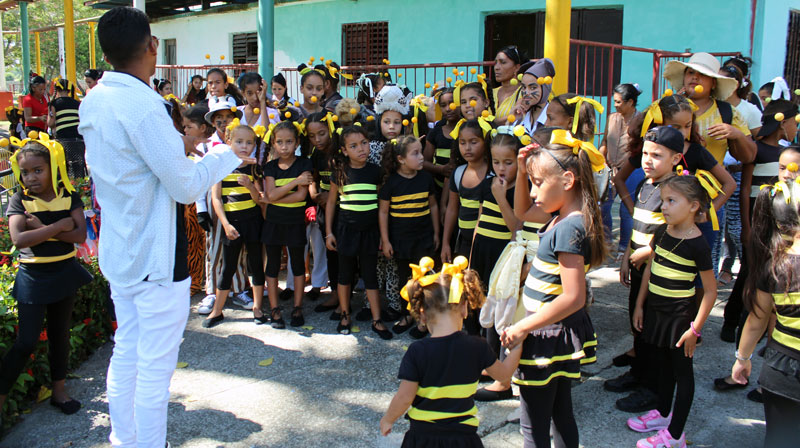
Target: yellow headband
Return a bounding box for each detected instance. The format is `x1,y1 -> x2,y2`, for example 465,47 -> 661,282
321,112 -> 337,135
6,132 -> 75,195
491,125 -> 532,145
565,96 -> 604,136
399,256 -> 469,309
293,119 -> 307,136
549,129 -> 606,172
412,95 -> 429,138
449,115 -> 494,140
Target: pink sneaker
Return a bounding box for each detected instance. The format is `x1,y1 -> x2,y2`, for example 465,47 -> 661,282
627,409 -> 671,432
636,428 -> 687,448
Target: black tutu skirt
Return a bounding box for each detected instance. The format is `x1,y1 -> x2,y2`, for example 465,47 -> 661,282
261,220 -> 306,248
391,234 -> 434,261
642,295 -> 695,348
469,235 -> 508,287
335,221 -> 379,257
401,421 -> 483,448
12,258 -> 93,305
223,215 -> 263,246
514,308 -> 597,387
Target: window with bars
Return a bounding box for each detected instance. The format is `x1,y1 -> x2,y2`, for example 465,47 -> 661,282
232,32 -> 258,65
784,10 -> 800,96
342,21 -> 388,68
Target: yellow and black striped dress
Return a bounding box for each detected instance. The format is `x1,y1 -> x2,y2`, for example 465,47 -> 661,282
630,180 -> 665,255
471,177 -> 515,284
262,156 -> 313,247
377,171 -> 436,260
7,188 -> 92,304
427,122 -> 453,192
334,162 -> 382,257
514,214 -> 597,388
642,225 -> 712,348
449,165 -> 489,258
398,331 -> 496,446
219,166 -> 262,245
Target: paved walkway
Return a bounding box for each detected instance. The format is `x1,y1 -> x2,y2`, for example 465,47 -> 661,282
1,265 -> 766,447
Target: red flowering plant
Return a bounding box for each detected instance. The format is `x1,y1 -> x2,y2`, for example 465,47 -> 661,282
0,184 -> 112,427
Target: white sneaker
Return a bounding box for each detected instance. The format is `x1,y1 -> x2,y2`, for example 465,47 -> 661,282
197,294 -> 215,315
232,291 -> 254,309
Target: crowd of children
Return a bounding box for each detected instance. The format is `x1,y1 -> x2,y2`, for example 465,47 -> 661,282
5,45 -> 800,447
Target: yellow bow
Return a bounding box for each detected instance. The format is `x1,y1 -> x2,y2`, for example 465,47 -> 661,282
7,132 -> 75,195
412,95 -> 429,138
695,170 -> 724,231
449,118 -> 466,139
263,123 -> 277,143
163,93 -> 178,102
253,125 -> 267,140
476,73 -> 489,101
433,90 -> 443,122
321,112 -> 336,135
641,100 -> 663,137
549,129 -> 606,172
565,96 -> 604,136
477,115 -> 494,138
686,98 -> 699,113
442,256 -> 469,304
762,181 -> 793,205
452,79 -> 466,106
226,117 -> 242,132
293,119 -> 307,136
323,64 -> 353,81
399,256 -> 437,308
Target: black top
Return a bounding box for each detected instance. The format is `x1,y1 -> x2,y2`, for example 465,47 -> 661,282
475,177 -> 515,241
449,165 -> 488,233
647,224 -> 712,301
399,331 -> 496,429
427,121 -> 453,188
335,162 -> 382,230
50,97 -> 81,139
264,156 -> 313,224
750,140 -> 781,198
630,180 -> 665,252
311,147 -> 333,192
378,171 -> 436,242
6,189 -> 82,264
323,91 -> 343,112
220,166 -> 261,222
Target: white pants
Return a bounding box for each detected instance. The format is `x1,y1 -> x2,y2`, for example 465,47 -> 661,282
286,221 -> 328,289
107,278 -> 191,448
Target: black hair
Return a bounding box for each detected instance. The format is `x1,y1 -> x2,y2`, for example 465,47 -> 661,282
613,83 -> 642,107
184,75 -> 205,103
97,7 -> 151,69
84,69 -> 103,80
54,78 -> 76,97
206,68 -> 244,104
182,105 -> 213,137
759,82 -> 774,95
306,111 -> 340,154
371,110 -> 405,143
300,67 -> 325,88
16,141 -> 60,192
237,72 -> 262,91
451,119 -> 492,167
382,135 -> 421,182
460,82 -> 493,115
724,56 -> 752,78
153,78 -> 171,93
550,93 -> 597,142
661,175 -> 711,222
191,74 -> 203,83
29,75 -> 45,93
332,125 -> 370,187
719,64 -> 751,101
357,73 -> 381,104
267,120 -> 308,159
490,133 -> 524,155
315,62 -> 341,90
497,45 -> 526,66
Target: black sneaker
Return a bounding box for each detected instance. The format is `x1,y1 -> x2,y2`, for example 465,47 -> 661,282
279,288 -> 294,301
306,288 -> 321,301
720,324 -> 737,343
290,307 -> 305,327
603,370 -> 639,392
355,307 -> 372,321
615,388 -> 658,413
270,308 -> 286,329
409,325 -> 428,339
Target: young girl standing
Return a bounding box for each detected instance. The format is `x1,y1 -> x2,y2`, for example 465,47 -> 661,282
203,125 -> 265,328
380,256 -> 522,446
501,129 -> 607,448
203,68 -> 244,106
378,136 -> 440,334
296,64 -> 325,118
4,138 -> 91,415
325,126 -> 392,339
238,73 -> 276,127
262,121 -> 313,328
731,179 -> 800,448
423,88 -> 459,197
459,83 -> 491,121
629,176 -> 717,448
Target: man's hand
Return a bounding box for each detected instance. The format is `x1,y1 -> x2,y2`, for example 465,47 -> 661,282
182,135 -> 207,158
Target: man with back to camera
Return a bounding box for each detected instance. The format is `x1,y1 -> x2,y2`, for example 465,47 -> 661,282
79,7 -> 246,447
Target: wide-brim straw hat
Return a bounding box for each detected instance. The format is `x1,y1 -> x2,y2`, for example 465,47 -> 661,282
663,52 -> 739,101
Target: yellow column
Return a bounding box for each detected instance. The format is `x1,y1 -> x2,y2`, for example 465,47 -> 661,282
63,0 -> 76,86
544,0 -> 571,95
88,22 -> 96,69
35,32 -> 41,75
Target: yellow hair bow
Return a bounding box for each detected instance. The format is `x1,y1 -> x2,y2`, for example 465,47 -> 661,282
694,170 -> 724,231
321,112 -> 337,135
412,95 -> 429,138
477,115 -> 494,138
762,181 -> 794,205
442,256 -> 469,304
399,257 -> 436,308
7,132 -> 75,195
549,129 -> 606,172
163,93 -> 178,102
293,119 -> 307,136
450,118 -> 466,139
565,96 -> 604,136
253,125 -> 267,140
226,117 -> 241,132
686,98 -> 699,113
263,123 -> 277,143
641,100 -> 663,137
323,64 -> 353,81
453,79 -> 467,106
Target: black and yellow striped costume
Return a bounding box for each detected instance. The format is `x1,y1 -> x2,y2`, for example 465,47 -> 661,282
427,122 -> 453,190
749,141 -> 781,200
515,215 -> 597,387
311,147 -> 333,193
219,166 -> 262,245
630,180 -> 665,253
471,177 -> 515,284
262,157 -> 313,247
642,225 -> 712,348
377,171 -> 436,260
449,165 -> 489,258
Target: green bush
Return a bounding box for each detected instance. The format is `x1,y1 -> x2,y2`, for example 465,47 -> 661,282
0,205 -> 112,426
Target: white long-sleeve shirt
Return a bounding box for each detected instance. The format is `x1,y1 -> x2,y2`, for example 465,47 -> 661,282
79,71 -> 241,287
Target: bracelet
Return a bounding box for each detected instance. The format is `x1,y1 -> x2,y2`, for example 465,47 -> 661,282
325,234 -> 334,239
690,321 -> 701,338
735,349 -> 752,361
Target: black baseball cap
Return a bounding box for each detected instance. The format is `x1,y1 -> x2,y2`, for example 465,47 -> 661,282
758,99 -> 799,138
644,126 -> 684,153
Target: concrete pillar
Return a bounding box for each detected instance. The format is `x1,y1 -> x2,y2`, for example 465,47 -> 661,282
133,0 -> 145,12
20,1 -> 30,91
257,0 -> 273,93
544,0 -> 571,96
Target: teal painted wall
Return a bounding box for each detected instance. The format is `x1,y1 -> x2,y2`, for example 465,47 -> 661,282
752,0 -> 798,89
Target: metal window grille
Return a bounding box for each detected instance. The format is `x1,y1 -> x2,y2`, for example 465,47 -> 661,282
342,21 -> 388,70
784,10 -> 800,95
232,32 -> 259,65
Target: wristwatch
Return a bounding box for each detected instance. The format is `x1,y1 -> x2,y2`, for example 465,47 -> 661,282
735,349 -> 752,361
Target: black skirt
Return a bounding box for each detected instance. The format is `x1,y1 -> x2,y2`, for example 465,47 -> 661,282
391,233 -> 434,261
262,220 -> 306,248
642,295 -> 695,348
401,421 -> 483,448
469,235 -> 508,287
223,215 -> 263,246
455,229 -> 474,259
12,258 -> 93,305
335,221 -> 379,257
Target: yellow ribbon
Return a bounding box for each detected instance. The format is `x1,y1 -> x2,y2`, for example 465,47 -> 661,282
321,112 -> 336,135
695,169 -> 724,231
7,132 -> 75,194
399,256 -> 469,309
442,256 -> 469,304
549,129 -> 606,172
641,100 -> 663,137
293,119 -> 307,136
686,98 -> 699,113
263,123 -> 277,143
253,125 -> 267,140
399,257 -> 436,308
452,79 -> 466,106
163,93 -> 179,102
449,116 -> 494,139
226,117 -> 242,132
762,181 -> 792,204
412,96 -> 429,138
476,74 -> 489,101
449,118 -> 466,139
565,96 -> 604,136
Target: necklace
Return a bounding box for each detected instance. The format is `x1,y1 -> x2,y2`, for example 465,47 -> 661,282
637,182 -> 661,205
657,225 -> 694,258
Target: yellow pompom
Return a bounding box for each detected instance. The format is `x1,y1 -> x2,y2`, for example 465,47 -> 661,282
676,165 -> 684,173
425,82 -> 431,89
332,115 -> 339,122
788,162 -> 799,172
471,68 -> 477,74
367,115 -> 375,121
664,89 -> 673,96
385,59 -> 391,65
269,113 -> 275,119
253,108 -> 260,115
510,78 -> 518,86
0,138 -> 8,147
513,125 -> 525,137
481,110 -> 490,118
293,101 -> 299,107
449,103 -> 457,111
323,59 -> 330,66
775,112 -> 785,122
507,114 -> 516,123
469,100 -> 477,107
765,97 -> 772,103
795,89 -> 800,96
452,68 -> 459,75
433,83 -> 439,90
459,71 -> 465,76
544,76 -> 552,84
453,255 -> 469,270
220,55 -> 225,60
349,108 -> 358,115
446,77 -> 453,84
419,256 -> 435,272
411,117 -> 418,124
230,106 -> 238,112
310,96 -> 318,103
28,130 -> 39,139
694,85 -> 704,94
330,67 -> 338,75
402,119 -> 409,126
796,115 -> 800,124
536,77 -> 545,85
398,73 -> 403,78
320,56 -> 325,62
520,135 -> 532,145
309,57 -> 315,62
205,54 -> 210,59
285,111 -> 292,118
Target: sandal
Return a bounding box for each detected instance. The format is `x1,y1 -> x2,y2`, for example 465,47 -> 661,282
50,398 -> 81,415
290,306 -> 305,327
253,310 -> 269,325
337,311 -> 351,335
409,325 -> 428,339
392,315 -> 414,334
270,307 -> 286,329
371,320 -> 393,340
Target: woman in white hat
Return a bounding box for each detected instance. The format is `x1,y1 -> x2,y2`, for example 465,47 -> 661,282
663,52 -> 756,166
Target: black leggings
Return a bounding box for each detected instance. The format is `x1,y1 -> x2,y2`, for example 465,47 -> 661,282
265,245 -> 304,279
655,346 -> 694,439
724,245 -> 748,329
327,249 -> 339,289
217,239 -> 265,290
629,266 -> 657,391
763,389 -> 800,448
0,296 -> 75,395
519,378 -> 579,448
338,250 -> 378,290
